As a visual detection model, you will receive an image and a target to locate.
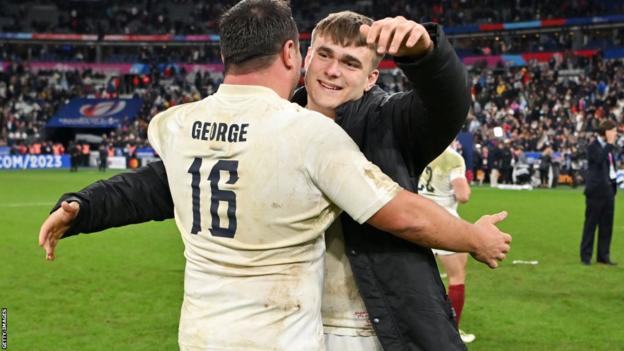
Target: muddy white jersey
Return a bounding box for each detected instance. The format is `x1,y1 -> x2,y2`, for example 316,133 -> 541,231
322,220 -> 375,336
148,84 -> 401,351
418,147 -> 466,212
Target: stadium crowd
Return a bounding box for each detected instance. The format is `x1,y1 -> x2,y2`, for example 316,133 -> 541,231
383,54 -> 624,186
1,0 -> 622,34
0,61 -> 221,157
1,0 -> 622,64
2,52 -> 623,186
2,0 -> 624,184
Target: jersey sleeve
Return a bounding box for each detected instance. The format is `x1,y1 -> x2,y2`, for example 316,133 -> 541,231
448,150 -> 467,181
304,116 -> 401,224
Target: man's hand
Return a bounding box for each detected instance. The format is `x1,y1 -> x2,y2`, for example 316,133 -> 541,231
470,211 -> 512,269
38,201 -> 80,261
360,16 -> 433,57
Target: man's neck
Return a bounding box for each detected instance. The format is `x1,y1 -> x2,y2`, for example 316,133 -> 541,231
597,136 -> 606,147
306,100 -> 336,120
223,69 -> 292,100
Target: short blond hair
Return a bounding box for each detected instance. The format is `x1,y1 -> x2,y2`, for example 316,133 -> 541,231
311,11 -> 384,69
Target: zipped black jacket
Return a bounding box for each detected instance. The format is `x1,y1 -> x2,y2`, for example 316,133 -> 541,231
55,24 -> 470,351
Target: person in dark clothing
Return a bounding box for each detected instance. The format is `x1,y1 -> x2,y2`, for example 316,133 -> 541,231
98,142 -> 108,172
480,145 -> 491,185
472,144 -> 483,185
539,146 -> 553,187
550,151 -> 562,188
69,142 -> 81,172
580,119 -> 618,265
499,142 -> 513,184
490,143 -> 502,186
39,11 -> 511,351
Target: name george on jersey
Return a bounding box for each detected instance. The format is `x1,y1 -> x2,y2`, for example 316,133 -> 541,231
191,121 -> 249,143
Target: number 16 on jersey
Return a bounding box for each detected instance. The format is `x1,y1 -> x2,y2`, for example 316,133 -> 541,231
187,158 -> 239,238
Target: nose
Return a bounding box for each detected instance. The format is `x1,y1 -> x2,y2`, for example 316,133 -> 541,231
324,59 -> 341,78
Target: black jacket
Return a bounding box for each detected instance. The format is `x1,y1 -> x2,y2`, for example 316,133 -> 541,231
584,139 -> 617,199
56,24 -> 469,351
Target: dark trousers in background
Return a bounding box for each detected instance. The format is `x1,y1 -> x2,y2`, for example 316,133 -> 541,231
580,196 -> 615,263
99,157 -> 107,172
70,155 -> 78,172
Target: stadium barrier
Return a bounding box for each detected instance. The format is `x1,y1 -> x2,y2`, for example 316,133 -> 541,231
108,156 -> 127,170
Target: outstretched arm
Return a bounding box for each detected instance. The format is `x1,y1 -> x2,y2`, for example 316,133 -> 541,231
367,190 -> 510,269
39,161 -> 174,260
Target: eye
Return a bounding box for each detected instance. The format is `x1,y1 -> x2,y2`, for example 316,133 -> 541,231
318,51 -> 328,59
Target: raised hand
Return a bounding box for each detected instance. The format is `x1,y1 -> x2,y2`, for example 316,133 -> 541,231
360,16 -> 433,57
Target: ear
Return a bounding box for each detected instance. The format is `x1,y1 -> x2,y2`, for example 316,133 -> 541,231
365,69 -> 380,92
281,39 -> 298,70
303,46 -> 313,70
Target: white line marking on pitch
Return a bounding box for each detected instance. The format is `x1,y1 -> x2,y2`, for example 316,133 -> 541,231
0,202 -> 54,208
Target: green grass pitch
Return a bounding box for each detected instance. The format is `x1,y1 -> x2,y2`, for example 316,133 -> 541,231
1,169 -> 623,350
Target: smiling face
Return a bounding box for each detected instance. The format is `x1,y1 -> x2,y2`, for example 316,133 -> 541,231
303,34 -> 380,118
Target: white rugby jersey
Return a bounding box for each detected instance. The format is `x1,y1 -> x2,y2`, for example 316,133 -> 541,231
148,84 -> 400,351
418,147 -> 467,212
322,220 -> 375,337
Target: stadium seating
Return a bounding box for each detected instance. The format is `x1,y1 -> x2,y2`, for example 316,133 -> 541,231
1,0 -> 623,183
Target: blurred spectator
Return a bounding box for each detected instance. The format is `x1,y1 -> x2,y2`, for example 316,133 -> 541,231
98,141 -> 108,172
539,146 -> 554,187
512,146 -> 531,184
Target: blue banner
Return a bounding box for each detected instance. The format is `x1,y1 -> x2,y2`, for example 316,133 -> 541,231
501,55 -> 527,66
603,47 -> 624,59
0,147 -> 9,156
0,155 -> 70,169
135,147 -> 156,158
47,98 -> 143,128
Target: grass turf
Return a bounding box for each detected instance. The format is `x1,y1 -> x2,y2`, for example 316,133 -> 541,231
0,169 -> 622,350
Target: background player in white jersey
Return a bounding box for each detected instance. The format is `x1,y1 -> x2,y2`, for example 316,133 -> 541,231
40,3 -> 512,350
418,145 -> 475,343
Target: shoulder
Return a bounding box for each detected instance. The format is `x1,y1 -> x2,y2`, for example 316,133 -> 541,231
284,104 -> 338,130
147,101 -> 204,153
434,147 -> 462,165
446,148 -> 464,161
152,100 -> 203,122
149,100 -> 203,132
587,140 -> 602,153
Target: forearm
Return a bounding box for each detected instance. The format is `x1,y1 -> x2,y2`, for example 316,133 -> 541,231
369,190 -> 479,252
52,161 -> 174,237
390,24 -> 470,169
396,24 -> 470,132
399,196 -> 479,252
